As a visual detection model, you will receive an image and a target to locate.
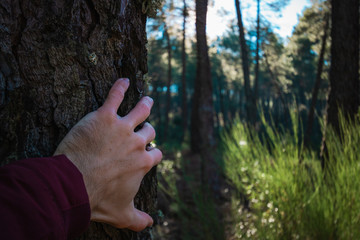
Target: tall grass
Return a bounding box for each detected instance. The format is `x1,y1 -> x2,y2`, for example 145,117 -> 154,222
222,111 -> 360,239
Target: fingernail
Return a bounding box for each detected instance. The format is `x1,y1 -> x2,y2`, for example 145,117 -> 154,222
145,96 -> 153,106
120,78 -> 129,86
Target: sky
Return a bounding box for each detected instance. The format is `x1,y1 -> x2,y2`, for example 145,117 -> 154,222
206,0 -> 312,40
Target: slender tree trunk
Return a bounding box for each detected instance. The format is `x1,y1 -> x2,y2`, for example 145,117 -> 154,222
303,13 -> 329,150
254,0 -> 260,103
235,0 -> 256,123
191,0 -> 216,188
163,26 -> 172,142
322,0 -> 359,168
181,0 -> 188,141
0,1 -> 157,239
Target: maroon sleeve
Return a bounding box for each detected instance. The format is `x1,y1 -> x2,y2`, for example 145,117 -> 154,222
0,155 -> 90,240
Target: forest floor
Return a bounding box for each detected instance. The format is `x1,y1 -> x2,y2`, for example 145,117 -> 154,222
153,149 -> 236,240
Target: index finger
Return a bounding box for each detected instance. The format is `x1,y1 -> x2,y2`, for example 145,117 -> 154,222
123,96 -> 153,128
101,78 -> 130,113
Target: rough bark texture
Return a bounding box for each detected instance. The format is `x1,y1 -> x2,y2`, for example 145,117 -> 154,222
0,0 -> 157,239
326,0 -> 360,133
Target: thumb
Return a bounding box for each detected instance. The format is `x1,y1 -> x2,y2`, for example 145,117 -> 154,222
127,208 -> 154,232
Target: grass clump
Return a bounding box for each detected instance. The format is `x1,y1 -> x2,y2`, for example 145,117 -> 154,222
222,111 -> 360,239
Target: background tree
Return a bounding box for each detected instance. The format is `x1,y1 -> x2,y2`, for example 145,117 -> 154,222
191,0 -> 216,187
181,0 -> 188,141
304,10 -> 330,149
0,0 -> 160,239
163,20 -> 173,142
235,0 -> 256,124
326,0 -> 360,134
320,0 -> 359,168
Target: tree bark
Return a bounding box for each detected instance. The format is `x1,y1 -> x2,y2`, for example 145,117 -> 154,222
181,0 -> 188,141
254,0 -> 260,104
191,0 -> 214,153
235,0 -> 257,124
0,0 -> 157,239
326,0 -> 360,133
190,0 -> 216,188
321,0 -> 359,168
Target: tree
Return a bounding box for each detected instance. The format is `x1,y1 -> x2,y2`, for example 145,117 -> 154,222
235,0 -> 257,124
321,0 -> 359,168
304,11 -> 330,149
190,0 -> 216,187
0,1 -> 158,239
181,0 -> 188,141
254,0 -> 260,104
147,36 -> 167,134
326,0 -> 360,134
163,22 -> 172,142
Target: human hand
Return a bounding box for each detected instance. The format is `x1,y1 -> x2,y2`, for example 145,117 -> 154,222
54,78 -> 162,231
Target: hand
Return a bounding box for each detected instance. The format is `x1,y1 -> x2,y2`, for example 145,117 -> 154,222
54,78 -> 162,231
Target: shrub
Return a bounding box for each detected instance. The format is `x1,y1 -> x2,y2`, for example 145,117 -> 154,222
222,111 -> 360,239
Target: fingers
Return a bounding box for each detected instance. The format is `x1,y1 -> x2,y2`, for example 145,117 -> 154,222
127,208 -> 153,232
148,148 -> 162,166
123,97 -> 153,128
136,122 -> 156,144
102,78 -> 130,113
136,122 -> 162,168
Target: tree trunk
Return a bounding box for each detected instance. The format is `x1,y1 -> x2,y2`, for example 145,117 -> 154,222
322,0 -> 359,168
163,25 -> 172,142
0,1 -> 157,239
181,0 -> 188,142
326,0 -> 360,133
254,0 -> 260,104
303,13 -> 329,150
235,0 -> 257,124
190,0 -> 216,188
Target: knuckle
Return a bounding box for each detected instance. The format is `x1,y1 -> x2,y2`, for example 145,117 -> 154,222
139,101 -> 151,116
98,106 -> 116,119
101,111 -> 116,125
116,90 -> 125,101
137,135 -> 147,147
121,119 -> 133,131
145,122 -> 156,139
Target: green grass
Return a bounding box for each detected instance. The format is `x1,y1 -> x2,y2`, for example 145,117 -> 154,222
221,111 -> 360,239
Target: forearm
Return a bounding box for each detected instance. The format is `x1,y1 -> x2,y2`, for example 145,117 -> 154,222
0,155 -> 90,239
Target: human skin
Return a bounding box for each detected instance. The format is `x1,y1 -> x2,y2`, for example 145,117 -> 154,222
54,78 -> 162,231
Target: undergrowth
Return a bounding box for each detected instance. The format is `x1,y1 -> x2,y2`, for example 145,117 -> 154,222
157,144 -> 225,240
221,110 -> 360,239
